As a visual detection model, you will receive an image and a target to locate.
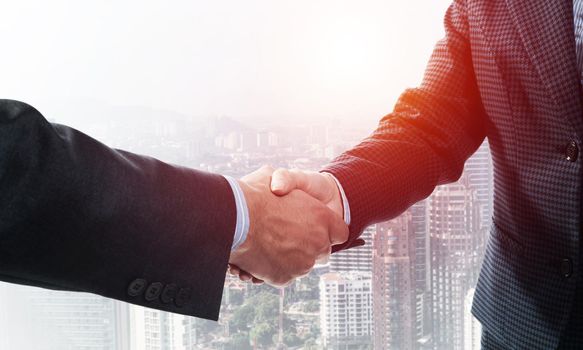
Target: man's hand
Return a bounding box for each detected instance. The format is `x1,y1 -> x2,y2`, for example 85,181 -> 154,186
271,169 -> 343,218
228,166 -> 349,287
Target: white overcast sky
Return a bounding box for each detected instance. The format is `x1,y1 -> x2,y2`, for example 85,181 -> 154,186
0,0 -> 452,126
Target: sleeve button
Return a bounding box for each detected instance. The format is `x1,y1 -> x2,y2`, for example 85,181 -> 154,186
161,284 -> 178,304
145,282 -> 163,301
127,279 -> 147,297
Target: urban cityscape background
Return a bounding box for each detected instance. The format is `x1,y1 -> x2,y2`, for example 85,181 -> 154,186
0,108 -> 491,349
0,0 -> 480,348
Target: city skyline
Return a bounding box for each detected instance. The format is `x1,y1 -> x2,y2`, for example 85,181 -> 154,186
0,113 -> 492,349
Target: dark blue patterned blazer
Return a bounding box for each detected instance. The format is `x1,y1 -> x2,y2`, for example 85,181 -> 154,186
324,0 -> 583,348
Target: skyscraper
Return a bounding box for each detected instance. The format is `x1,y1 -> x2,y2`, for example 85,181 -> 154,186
373,213 -> 415,350
129,306 -> 185,350
319,272 -> 372,349
0,285 -> 123,349
429,176 -> 486,350
329,225 -> 374,273
410,199 -> 432,348
463,140 -> 493,230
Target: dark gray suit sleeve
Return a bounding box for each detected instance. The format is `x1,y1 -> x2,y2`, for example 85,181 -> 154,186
0,99 -> 236,320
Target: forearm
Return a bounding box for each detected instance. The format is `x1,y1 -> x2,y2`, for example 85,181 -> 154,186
0,100 -> 235,320
323,0 -> 487,245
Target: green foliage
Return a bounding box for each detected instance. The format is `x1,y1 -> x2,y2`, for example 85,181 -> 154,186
228,290 -> 309,348
229,291 -> 288,348
283,332 -> 302,347
284,274 -> 320,304
250,322 -> 275,347
225,332 -> 251,350
303,300 -> 319,313
230,303 -> 255,332
254,293 -> 279,322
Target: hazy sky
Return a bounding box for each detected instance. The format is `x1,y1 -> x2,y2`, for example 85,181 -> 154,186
0,0 -> 451,127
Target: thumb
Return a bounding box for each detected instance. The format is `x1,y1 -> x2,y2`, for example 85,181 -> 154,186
327,212 -> 350,245
271,169 -> 332,203
270,168 -> 296,195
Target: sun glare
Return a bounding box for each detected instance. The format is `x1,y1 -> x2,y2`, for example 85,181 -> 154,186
308,17 -> 385,88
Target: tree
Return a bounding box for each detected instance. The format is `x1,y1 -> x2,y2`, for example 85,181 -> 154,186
304,300 -> 319,313
225,332 -> 251,350
284,332 -> 302,347
230,303 -> 255,332
250,322 -> 275,348
303,338 -> 319,350
230,291 -> 300,349
254,293 -> 279,323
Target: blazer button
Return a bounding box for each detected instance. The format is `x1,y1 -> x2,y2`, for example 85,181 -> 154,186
127,279 -> 147,297
566,140 -> 578,162
145,282 -> 163,301
175,287 -> 192,307
560,258 -> 573,278
161,284 -> 178,304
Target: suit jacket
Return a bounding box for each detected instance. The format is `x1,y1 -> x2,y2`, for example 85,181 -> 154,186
324,0 -> 583,348
0,100 -> 235,320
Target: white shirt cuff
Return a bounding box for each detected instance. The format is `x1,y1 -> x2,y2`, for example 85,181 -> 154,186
323,172 -> 351,226
223,175 -> 250,251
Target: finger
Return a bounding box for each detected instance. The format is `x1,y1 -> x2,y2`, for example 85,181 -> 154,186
290,170 -> 334,203
272,168 -> 324,199
238,270 -> 262,283
239,272 -> 253,282
252,277 -> 264,284
288,169 -> 313,194
270,168 -> 295,195
228,265 -> 241,275
272,168 -> 320,195
327,212 -> 350,245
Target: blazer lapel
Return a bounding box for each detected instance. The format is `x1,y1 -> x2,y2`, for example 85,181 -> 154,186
505,0 -> 583,137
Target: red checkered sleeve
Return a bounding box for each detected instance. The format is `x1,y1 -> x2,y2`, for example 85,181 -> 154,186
323,0 -> 487,252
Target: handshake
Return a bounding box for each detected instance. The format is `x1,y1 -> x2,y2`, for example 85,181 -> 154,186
228,166 -> 349,287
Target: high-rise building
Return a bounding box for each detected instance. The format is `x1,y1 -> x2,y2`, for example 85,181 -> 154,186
182,317 -> 199,349
319,272 -> 372,349
256,130 -> 279,149
463,289 -> 482,350
129,306 -> 185,350
0,283 -> 59,349
373,213 -> 415,350
464,140 -> 493,230
0,285 -> 124,349
329,225 -> 374,273
429,176 -> 486,350
410,199 -> 433,348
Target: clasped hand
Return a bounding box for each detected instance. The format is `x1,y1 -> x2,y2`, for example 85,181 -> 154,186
228,166 -> 347,287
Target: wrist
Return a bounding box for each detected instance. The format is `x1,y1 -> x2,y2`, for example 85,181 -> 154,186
232,179 -> 260,254
322,172 -> 351,226
223,175 -> 251,251
322,172 -> 345,218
